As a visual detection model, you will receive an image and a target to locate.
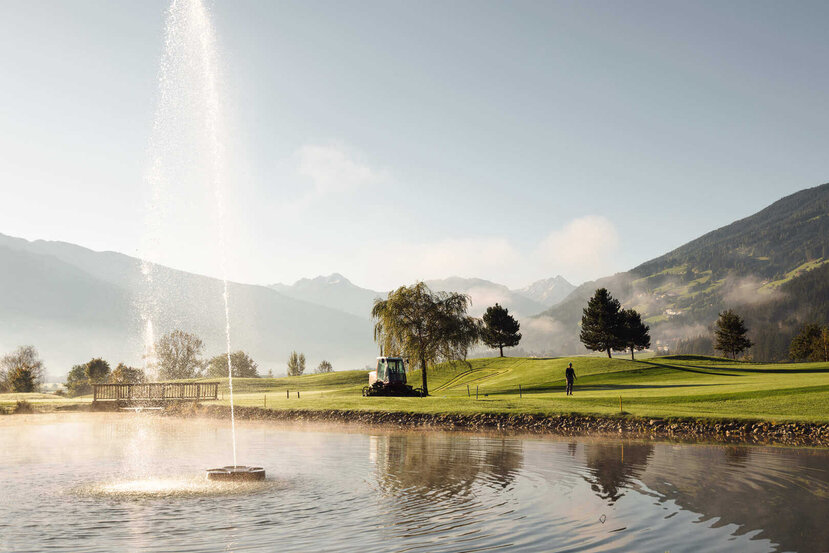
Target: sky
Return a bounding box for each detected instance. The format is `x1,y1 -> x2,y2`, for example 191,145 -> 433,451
0,0 -> 827,290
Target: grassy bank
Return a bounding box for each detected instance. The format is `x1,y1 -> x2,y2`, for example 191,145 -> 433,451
217,356 -> 829,423
4,356 -> 828,423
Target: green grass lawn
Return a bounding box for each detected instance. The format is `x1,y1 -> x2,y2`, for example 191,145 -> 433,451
4,355 -> 828,423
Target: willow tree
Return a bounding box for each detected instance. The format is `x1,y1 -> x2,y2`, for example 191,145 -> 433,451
371,282 -> 479,396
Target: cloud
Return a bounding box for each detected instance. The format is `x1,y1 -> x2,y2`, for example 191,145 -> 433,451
343,216 -> 621,290
534,215 -> 620,283
295,144 -> 379,196
372,237 -> 523,288
722,275 -> 783,306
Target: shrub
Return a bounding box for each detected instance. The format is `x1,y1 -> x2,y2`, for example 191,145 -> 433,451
13,400 -> 34,414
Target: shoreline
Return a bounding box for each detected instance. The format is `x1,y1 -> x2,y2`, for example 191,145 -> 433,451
156,404 -> 829,448
6,401 -> 827,447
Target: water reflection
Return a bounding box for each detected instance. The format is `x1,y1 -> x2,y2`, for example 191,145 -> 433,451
371,433 -> 523,498
723,445 -> 751,466
583,443 -> 654,504
0,415 -> 826,553
638,445 -> 829,553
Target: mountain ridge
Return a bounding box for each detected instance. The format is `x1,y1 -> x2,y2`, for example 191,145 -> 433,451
526,182 -> 829,360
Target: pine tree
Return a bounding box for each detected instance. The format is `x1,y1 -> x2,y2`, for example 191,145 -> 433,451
619,309 -> 651,360
481,303 -> 522,357
580,288 -> 624,358
713,310 -> 753,359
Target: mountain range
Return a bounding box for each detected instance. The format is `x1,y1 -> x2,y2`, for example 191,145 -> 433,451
269,274 -> 575,319
0,233 -> 573,380
2,182 -> 826,379
0,234 -> 374,379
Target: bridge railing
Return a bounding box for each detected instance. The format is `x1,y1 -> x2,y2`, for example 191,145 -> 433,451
92,382 -> 219,402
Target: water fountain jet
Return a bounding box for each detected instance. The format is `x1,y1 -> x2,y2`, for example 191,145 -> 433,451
144,0 -> 263,480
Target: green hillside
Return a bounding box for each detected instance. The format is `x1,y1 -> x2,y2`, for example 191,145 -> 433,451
634,182 -> 829,280
530,183 -> 829,361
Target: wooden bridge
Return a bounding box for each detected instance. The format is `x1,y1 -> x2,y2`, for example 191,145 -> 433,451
92,382 -> 219,404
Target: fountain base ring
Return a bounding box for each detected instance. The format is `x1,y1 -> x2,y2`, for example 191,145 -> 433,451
206,466 -> 266,481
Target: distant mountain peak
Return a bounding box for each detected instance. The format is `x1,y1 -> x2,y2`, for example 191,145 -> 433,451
514,275 -> 576,308
293,273 -> 353,287
322,272 -> 349,285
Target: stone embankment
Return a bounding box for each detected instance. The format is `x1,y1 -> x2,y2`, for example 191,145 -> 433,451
164,404 -> 829,447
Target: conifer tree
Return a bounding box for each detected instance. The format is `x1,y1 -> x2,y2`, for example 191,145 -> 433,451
619,309 -> 650,360
481,303 -> 522,357
580,288 -> 624,358
714,309 -> 753,359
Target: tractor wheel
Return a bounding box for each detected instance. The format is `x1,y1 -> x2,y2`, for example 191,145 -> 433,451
362,386 -> 371,397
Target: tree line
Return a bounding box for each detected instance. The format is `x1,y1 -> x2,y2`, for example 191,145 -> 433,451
0,329 -> 340,396
578,288 -> 760,360
675,308 -> 828,362
578,288 -> 651,359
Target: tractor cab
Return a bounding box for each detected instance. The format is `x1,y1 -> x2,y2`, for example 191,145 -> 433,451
369,357 -> 407,386
364,357 -> 421,396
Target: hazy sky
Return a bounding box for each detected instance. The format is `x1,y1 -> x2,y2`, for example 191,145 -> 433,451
1,1 -> 827,290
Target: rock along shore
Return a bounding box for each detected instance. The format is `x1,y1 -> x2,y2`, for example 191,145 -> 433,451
163,404 -> 829,448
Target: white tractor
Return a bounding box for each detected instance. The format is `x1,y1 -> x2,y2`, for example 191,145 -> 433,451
362,356 -> 422,397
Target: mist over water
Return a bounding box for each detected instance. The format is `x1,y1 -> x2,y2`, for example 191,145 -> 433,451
139,0 -> 237,462
1,414 -> 826,553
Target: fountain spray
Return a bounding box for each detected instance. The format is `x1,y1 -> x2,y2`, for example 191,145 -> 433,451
143,0 -> 261,479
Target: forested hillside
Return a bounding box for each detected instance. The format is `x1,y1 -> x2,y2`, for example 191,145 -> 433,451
526,183 -> 829,361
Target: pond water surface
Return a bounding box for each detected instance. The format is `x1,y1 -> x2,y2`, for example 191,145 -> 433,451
0,414 -> 826,553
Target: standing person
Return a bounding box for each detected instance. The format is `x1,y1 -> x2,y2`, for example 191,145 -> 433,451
565,362 -> 576,395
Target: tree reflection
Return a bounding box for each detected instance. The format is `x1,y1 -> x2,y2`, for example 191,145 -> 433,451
371,433 -> 523,500
583,443 -> 654,504
723,445 -> 750,467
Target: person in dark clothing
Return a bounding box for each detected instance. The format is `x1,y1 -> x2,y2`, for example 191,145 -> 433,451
565,362 -> 576,395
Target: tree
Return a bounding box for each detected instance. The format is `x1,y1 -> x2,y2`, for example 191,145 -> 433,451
819,328 -> 829,363
85,358 -> 111,383
372,282 -> 479,396
316,360 -> 333,374
618,309 -> 651,360
155,330 -> 204,380
714,309 -> 753,359
1,346 -> 45,392
789,323 -> 829,362
206,351 -> 259,378
287,351 -> 306,376
580,289 -> 624,358
65,364 -> 91,397
110,363 -> 146,384
481,303 -> 522,357
8,366 -> 37,393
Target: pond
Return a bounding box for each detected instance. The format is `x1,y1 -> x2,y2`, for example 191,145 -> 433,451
0,414 -> 826,552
